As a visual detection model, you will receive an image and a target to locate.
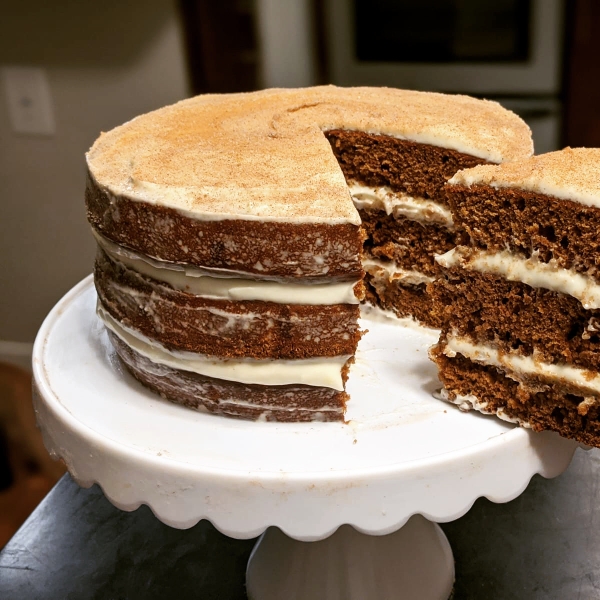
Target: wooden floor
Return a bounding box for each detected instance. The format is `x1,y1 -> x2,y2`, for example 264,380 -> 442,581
0,362 -> 65,548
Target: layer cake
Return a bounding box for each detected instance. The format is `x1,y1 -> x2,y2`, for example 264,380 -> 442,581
431,148 -> 600,446
86,85 -> 532,421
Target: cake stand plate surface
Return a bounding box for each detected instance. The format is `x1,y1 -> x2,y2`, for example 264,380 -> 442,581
34,276 -> 578,542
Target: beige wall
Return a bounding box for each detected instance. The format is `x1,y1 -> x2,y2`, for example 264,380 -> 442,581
0,0 -> 189,344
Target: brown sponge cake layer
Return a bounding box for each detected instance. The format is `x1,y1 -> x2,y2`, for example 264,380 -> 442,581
361,210 -> 467,276
448,184 -> 600,282
110,331 -> 347,422
364,273 -> 443,328
431,347 -> 600,447
86,174 -> 363,279
325,130 -> 489,204
431,267 -> 600,372
95,249 -> 362,360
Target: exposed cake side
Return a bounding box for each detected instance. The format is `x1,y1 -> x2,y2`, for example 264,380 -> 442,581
109,332 -> 348,422
86,177 -> 364,279
95,246 -> 362,361
432,148 -> 600,446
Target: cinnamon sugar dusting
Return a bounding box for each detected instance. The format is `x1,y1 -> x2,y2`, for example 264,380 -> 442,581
86,86 -> 532,224
450,147 -> 600,207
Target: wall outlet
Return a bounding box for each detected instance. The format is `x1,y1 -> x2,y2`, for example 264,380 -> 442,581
2,66 -> 55,136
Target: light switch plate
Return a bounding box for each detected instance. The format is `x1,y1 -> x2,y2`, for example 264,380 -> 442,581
2,66 -> 56,135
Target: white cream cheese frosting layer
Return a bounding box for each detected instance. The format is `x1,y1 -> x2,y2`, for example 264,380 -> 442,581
363,257 -> 435,286
449,147 -> 600,209
444,332 -> 600,395
349,183 -> 454,228
436,246 -> 600,310
435,388 -> 529,427
87,86 -> 532,224
98,305 -> 348,390
95,232 -> 360,305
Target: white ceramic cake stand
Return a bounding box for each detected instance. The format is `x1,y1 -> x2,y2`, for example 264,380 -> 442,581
33,276 -> 578,600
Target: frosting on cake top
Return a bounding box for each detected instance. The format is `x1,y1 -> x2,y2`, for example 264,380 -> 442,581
449,147 -> 600,208
87,86 -> 533,224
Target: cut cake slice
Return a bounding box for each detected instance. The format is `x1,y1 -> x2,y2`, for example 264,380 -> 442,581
431,147 -> 600,445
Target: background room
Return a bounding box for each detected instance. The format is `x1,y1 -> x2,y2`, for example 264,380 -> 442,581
1,1 -> 599,596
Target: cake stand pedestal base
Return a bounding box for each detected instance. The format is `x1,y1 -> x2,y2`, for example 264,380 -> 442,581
246,515 -> 454,600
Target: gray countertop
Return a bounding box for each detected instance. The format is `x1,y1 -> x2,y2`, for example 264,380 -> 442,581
1,447 -> 599,600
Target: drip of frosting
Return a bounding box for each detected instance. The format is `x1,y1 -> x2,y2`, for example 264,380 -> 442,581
349,183 -> 454,227
436,246 -> 600,309
98,304 -> 349,390
95,231 -> 360,305
444,332 -> 600,395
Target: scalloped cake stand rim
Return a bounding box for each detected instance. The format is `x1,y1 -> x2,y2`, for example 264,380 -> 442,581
32,276 -> 578,541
